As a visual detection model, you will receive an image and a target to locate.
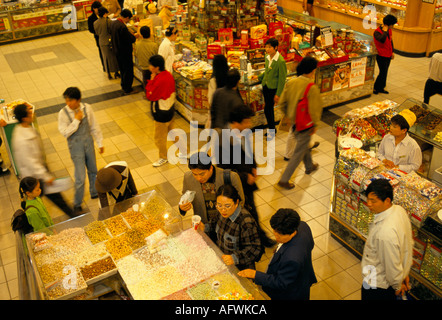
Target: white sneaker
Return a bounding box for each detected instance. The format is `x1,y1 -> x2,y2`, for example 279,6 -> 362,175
152,158 -> 168,167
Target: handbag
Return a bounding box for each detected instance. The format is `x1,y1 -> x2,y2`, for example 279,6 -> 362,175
295,82 -> 315,131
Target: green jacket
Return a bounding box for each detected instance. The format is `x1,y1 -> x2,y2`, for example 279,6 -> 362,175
25,197 -> 53,232
258,53 -> 287,97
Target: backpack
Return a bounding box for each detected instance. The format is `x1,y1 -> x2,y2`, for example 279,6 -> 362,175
11,206 -> 36,234
295,82 -> 315,131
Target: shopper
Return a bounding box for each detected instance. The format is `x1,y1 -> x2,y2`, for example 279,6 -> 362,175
423,52 -> 442,104
145,2 -> 163,29
19,177 -> 53,232
238,208 -> 317,300
377,110 -> 422,173
12,104 -> 75,217
102,0 -> 121,17
88,1 -> 105,73
95,161 -> 138,208
302,0 -> 314,16
158,26 -> 178,73
277,57 -> 323,189
258,37 -> 287,140
135,26 -> 159,92
0,117 -> 10,175
145,54 -> 178,167
109,9 -> 138,95
373,14 -> 397,95
58,87 -> 104,215
211,184 -> 262,270
361,179 -> 413,300
217,104 -> 276,248
284,126 -> 320,161
179,152 -> 244,242
94,6 -> 120,80
210,68 -> 245,130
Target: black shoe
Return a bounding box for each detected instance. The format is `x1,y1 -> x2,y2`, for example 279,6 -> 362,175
0,168 -> 10,176
379,89 -> 389,94
373,90 -> 379,94
305,163 -> 319,174
283,157 -> 290,161
91,195 -> 98,199
108,74 -> 113,80
310,141 -> 320,150
277,181 -> 295,189
114,72 -> 120,78
73,206 -> 86,216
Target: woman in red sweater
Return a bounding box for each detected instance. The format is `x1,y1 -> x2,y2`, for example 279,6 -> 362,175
145,54 -> 177,167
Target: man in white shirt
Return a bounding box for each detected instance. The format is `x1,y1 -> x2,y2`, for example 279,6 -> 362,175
158,26 -> 178,73
361,179 -> 413,300
377,109 -> 422,173
58,87 -> 104,214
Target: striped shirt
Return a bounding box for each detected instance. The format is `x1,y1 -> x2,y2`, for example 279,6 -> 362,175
215,206 -> 262,270
377,133 -> 422,173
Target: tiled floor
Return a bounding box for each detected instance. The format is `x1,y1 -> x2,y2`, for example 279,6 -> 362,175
0,30 -> 441,300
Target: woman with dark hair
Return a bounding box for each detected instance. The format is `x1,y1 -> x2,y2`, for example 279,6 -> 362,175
210,184 -> 263,271
88,1 -> 105,72
94,6 -> 120,80
277,56 -> 323,189
19,177 -> 54,232
208,54 -> 229,105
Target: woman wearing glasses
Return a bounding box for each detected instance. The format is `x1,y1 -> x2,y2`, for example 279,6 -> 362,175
212,184 -> 263,270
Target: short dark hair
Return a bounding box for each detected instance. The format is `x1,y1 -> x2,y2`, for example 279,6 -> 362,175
270,209 -> 301,235
13,104 -> 29,124
98,6 -> 108,17
63,87 -> 81,100
225,68 -> 240,89
91,1 -> 102,10
383,14 -> 398,26
265,37 -> 279,49
296,56 -> 318,76
149,54 -> 165,71
365,179 -> 394,202
188,152 -> 212,170
216,184 -> 241,204
229,104 -> 254,124
121,8 -> 133,18
390,114 -> 410,132
165,26 -> 177,37
140,26 -> 151,39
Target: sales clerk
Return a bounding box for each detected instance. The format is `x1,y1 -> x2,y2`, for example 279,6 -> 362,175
377,109 -> 422,173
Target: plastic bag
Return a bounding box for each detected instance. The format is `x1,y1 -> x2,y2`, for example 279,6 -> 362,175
179,190 -> 196,205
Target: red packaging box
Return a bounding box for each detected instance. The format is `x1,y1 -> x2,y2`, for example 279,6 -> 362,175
207,44 -> 222,60
218,28 -> 233,44
249,36 -> 269,49
269,21 -> 284,37
240,30 -> 248,46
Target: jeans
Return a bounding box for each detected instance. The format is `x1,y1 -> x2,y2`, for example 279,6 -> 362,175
280,127 -> 314,183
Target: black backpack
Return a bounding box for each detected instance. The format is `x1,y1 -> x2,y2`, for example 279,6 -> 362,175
11,206 -> 35,234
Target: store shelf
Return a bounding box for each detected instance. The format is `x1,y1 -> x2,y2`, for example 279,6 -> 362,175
361,0 -> 407,11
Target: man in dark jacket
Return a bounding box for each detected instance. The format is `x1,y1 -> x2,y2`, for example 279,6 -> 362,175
210,69 -> 245,130
109,9 -> 138,95
238,208 -> 317,300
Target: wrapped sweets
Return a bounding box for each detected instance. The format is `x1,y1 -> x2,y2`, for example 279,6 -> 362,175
361,157 -> 382,169
393,185 -> 430,220
350,119 -> 377,143
333,118 -> 353,135
350,166 -> 370,191
401,172 -> 434,191
420,186 -> 442,200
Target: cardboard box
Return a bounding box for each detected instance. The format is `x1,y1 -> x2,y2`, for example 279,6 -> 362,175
240,30 -> 249,46
250,24 -> 267,40
218,28 -> 233,45
269,21 -> 283,37
249,36 -> 269,49
207,44 -> 222,60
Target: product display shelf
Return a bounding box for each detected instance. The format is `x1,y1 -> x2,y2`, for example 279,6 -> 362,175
330,147 -> 442,299
276,10 -> 377,107
277,0 -> 442,56
17,190 -> 268,300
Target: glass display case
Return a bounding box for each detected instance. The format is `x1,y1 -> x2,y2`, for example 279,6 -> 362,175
17,190 -> 269,300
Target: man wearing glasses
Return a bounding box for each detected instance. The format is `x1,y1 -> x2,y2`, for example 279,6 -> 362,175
179,152 -> 245,241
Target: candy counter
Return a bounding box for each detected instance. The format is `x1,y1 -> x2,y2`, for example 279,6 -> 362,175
0,1 -> 90,44
330,147 -> 442,299
17,191 -> 269,300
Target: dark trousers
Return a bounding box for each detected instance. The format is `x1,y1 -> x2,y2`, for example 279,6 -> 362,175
116,53 -> 134,93
361,284 -> 396,300
142,69 -> 152,93
374,55 -> 392,92
94,35 -> 105,71
39,179 -> 75,217
423,78 -> 442,104
262,85 -> 277,131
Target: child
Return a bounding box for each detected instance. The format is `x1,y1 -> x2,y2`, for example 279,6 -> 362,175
58,87 -> 104,215
19,177 -> 53,232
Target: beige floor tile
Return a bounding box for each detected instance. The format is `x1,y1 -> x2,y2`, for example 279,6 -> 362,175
313,255 -> 344,281
324,270 -> 361,298
310,281 -> 340,300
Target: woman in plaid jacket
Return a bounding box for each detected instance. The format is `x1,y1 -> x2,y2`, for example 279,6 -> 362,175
214,184 -> 263,270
